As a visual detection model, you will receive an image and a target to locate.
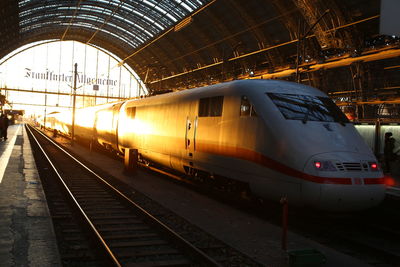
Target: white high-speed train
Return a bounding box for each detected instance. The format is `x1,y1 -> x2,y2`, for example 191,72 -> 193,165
40,80 -> 386,211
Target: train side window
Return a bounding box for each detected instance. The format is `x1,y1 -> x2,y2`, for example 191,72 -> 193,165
210,96 -> 224,116
126,107 -> 136,119
199,96 -> 224,117
199,98 -> 210,117
240,96 -> 257,117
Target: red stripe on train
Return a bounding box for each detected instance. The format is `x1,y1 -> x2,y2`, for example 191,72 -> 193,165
364,178 -> 385,184
196,143 -> 382,185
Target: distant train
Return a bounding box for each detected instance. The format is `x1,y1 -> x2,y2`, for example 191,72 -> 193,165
38,80 -> 386,211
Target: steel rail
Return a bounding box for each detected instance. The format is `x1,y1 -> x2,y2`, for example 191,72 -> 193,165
27,124 -> 222,266
26,124 -> 122,266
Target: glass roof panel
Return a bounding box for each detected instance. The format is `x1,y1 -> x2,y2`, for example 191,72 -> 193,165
20,11 -> 159,44
18,0 -> 211,49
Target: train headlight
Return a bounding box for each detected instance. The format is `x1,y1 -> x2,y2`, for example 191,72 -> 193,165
368,162 -> 380,171
314,160 -> 337,171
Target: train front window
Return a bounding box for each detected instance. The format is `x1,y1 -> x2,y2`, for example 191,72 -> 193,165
267,93 -> 349,123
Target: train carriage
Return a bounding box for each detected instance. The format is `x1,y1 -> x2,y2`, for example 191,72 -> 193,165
40,80 -> 386,211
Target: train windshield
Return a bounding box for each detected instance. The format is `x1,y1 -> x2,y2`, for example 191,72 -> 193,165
267,93 -> 349,123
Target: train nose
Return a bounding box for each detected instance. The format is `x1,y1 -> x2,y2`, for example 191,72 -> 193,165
304,151 -> 381,174
316,183 -> 386,211
303,152 -> 386,211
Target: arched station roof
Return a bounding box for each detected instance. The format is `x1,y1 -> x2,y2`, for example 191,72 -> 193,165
18,0 -> 206,48
1,0 -> 212,76
0,0 -> 398,111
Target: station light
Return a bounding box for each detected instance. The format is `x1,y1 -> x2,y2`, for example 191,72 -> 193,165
384,175 -> 396,186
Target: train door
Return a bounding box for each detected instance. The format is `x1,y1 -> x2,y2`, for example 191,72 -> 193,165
185,101 -> 198,159
111,102 -> 123,151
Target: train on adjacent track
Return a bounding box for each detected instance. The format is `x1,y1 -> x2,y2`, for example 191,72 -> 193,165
38,79 -> 386,211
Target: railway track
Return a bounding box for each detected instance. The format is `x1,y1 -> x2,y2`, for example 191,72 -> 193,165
31,124 -> 400,266
27,125 -> 225,266
83,141 -> 400,266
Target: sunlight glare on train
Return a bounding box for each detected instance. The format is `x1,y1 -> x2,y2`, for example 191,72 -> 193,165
75,108 -> 97,128
118,111 -> 153,136
96,111 -> 113,131
132,119 -> 153,135
59,111 -> 72,125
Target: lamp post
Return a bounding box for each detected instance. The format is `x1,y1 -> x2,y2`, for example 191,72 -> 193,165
71,63 -> 78,145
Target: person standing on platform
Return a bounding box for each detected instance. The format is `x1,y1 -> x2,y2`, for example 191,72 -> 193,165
3,114 -> 9,140
0,113 -> 9,140
0,114 -> 4,141
384,132 -> 396,173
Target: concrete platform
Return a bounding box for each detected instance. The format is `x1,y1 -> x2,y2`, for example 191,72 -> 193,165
0,124 -> 60,266
47,128 -> 372,267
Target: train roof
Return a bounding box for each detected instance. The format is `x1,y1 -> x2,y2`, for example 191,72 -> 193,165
123,80 -> 326,107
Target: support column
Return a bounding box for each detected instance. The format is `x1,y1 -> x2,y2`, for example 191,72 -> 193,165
374,119 -> 381,157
